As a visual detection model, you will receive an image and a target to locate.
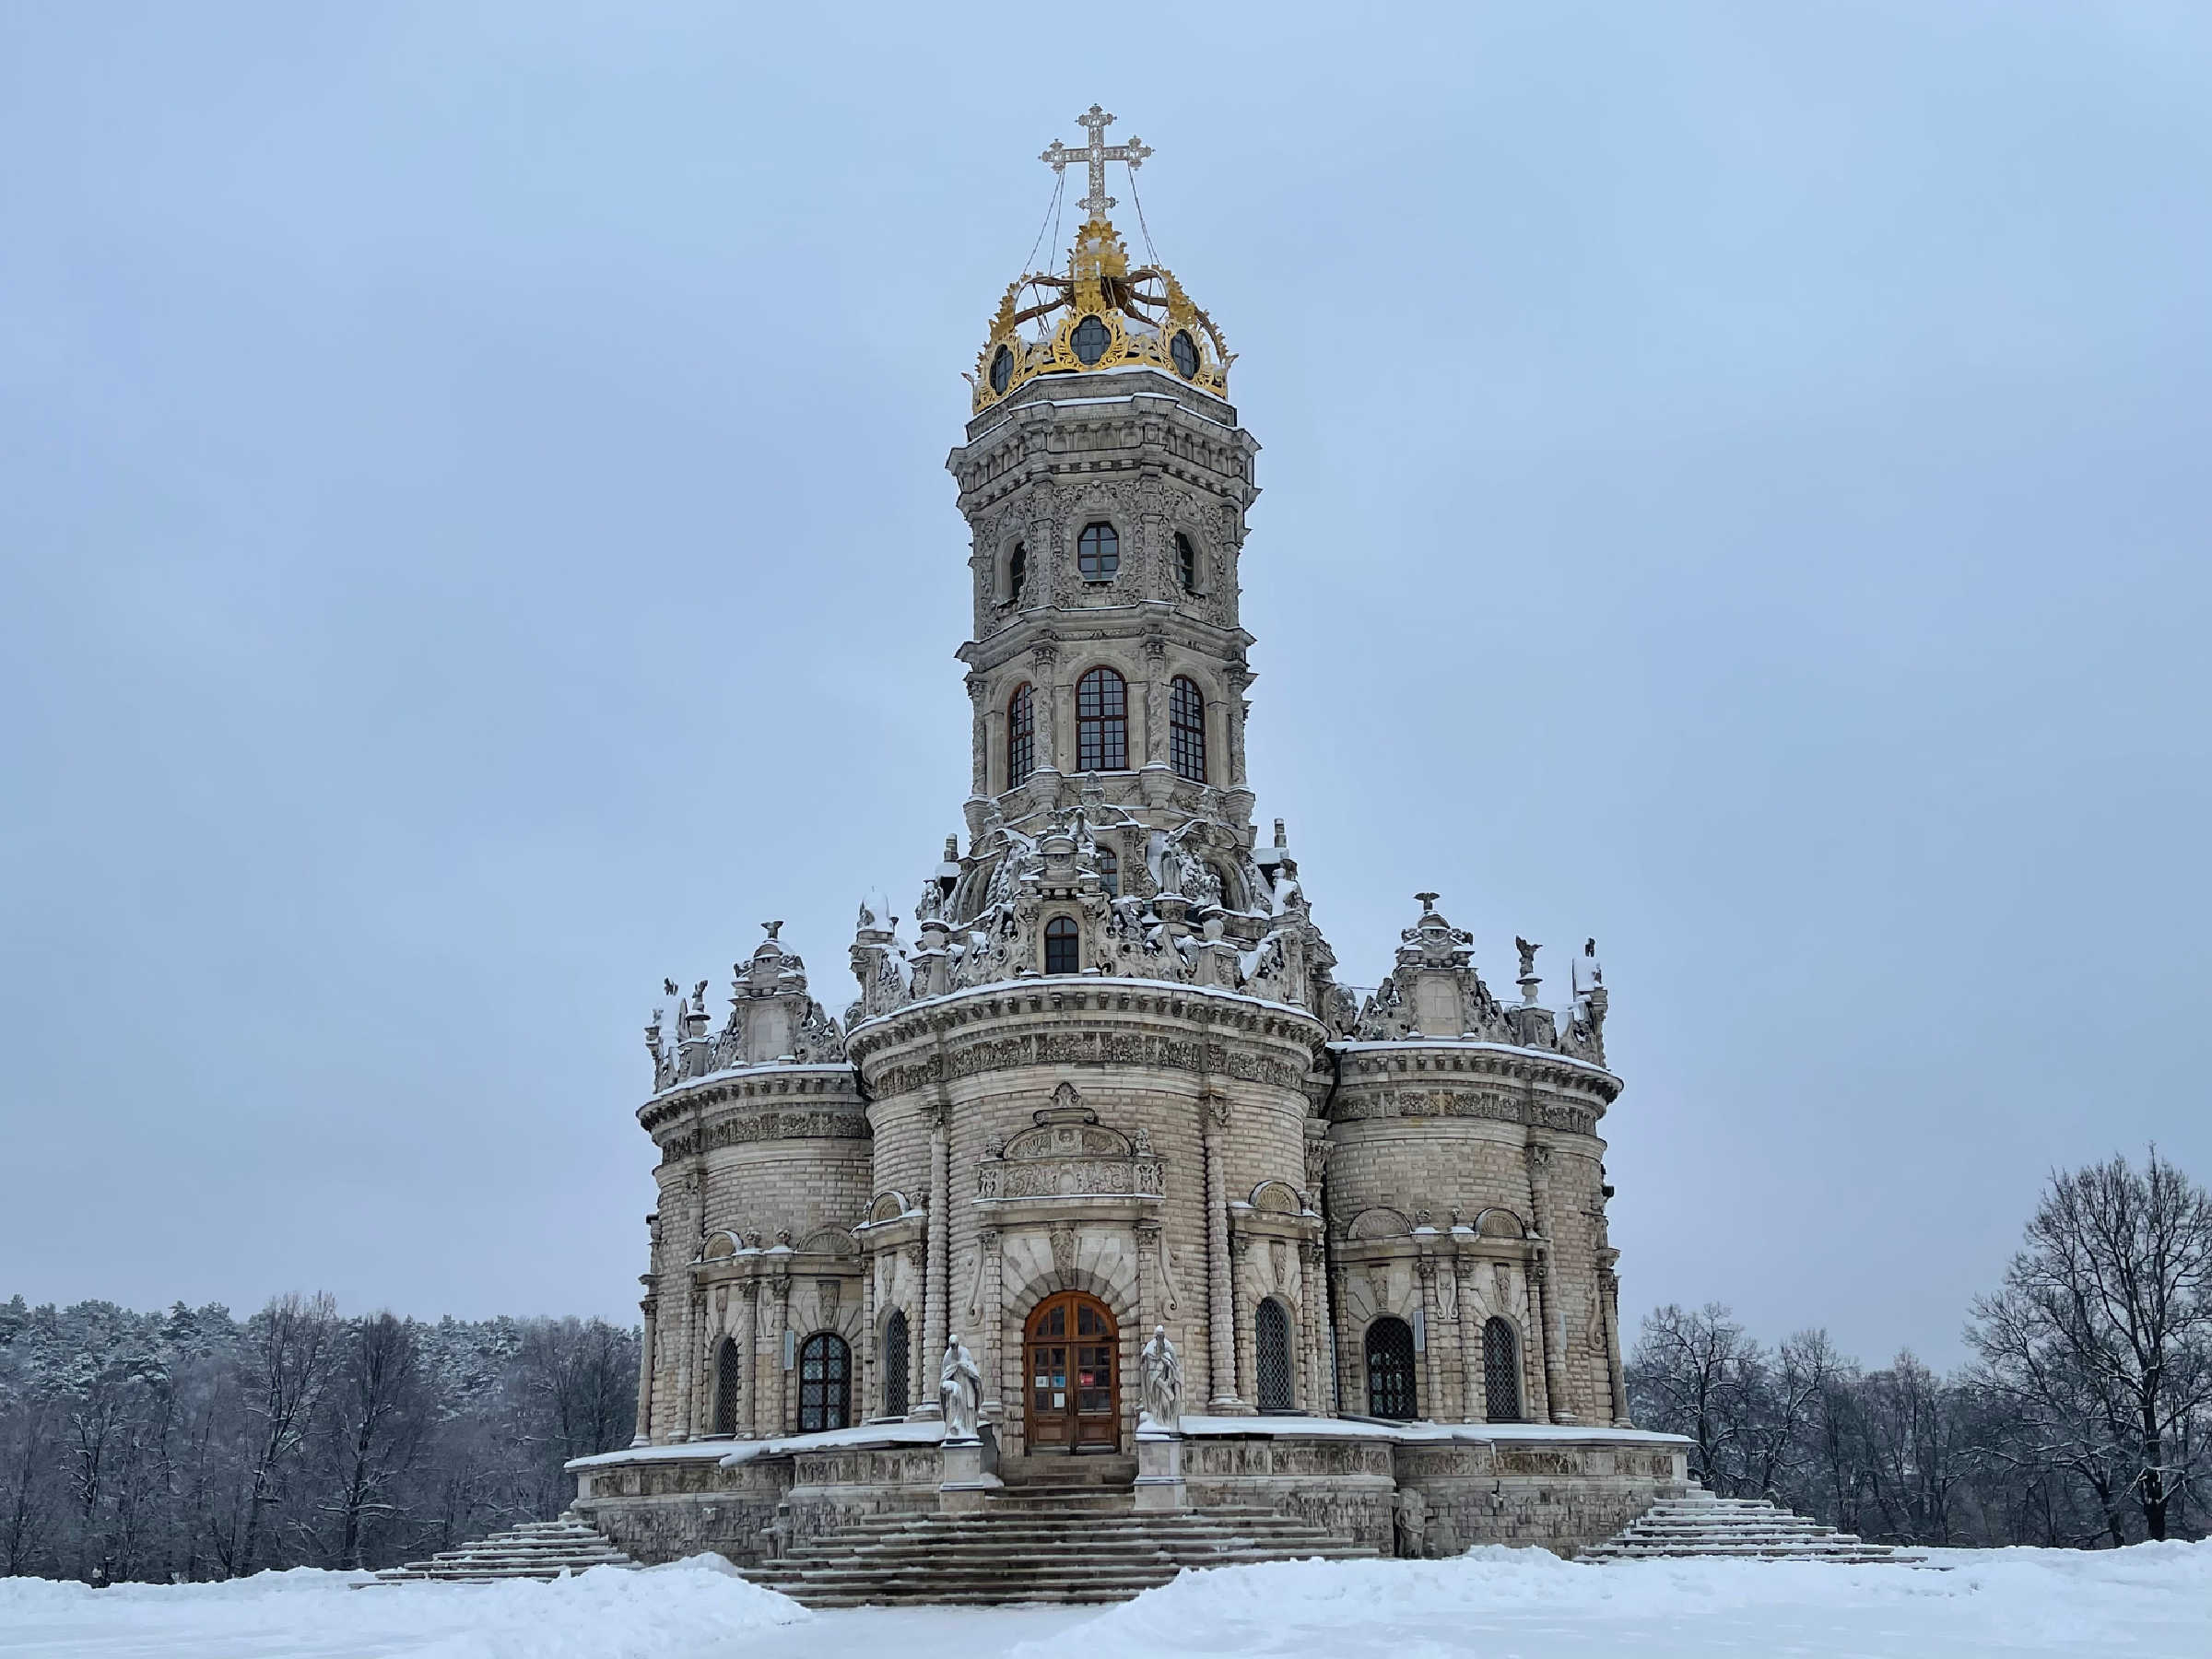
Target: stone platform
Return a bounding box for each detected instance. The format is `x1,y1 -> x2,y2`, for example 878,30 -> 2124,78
568,1418 -> 1693,1571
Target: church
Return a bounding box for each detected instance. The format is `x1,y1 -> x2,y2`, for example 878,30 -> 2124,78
567,111 -> 1688,1587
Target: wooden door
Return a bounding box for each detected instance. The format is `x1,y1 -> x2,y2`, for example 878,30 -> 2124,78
1024,1292 -> 1119,1452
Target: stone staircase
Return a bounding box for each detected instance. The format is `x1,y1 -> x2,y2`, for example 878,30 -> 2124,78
1581,1488 -> 1921,1564
747,1490 -> 1374,1606
368,1512 -> 641,1583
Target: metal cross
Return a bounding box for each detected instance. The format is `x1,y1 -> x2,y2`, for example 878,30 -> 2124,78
1041,105 -> 1154,218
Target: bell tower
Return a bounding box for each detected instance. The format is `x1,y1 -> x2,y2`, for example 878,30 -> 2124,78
949,108 -> 1261,856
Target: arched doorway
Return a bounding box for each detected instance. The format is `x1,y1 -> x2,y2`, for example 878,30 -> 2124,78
1025,1291 -> 1119,1452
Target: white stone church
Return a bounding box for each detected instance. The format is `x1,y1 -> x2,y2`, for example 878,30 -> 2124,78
566,111 -> 1691,1591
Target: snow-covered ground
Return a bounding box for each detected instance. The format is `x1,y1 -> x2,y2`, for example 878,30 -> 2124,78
2,1541 -> 2205,1658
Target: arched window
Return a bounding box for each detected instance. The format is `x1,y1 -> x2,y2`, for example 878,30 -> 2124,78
1077,521 -> 1119,581
1044,915 -> 1079,975
883,1310 -> 911,1417
1483,1317 -> 1523,1423
1006,684 -> 1035,787
1097,846 -> 1118,898
1175,532 -> 1197,592
1169,677 -> 1206,782
798,1333 -> 851,1433
1008,543 -> 1028,601
1255,1299 -> 1294,1413
1365,1316 -> 1418,1421
712,1336 -> 742,1436
1077,667 -> 1127,771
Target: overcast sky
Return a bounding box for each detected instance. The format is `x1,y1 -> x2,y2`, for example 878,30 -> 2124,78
3,4 -> 2206,1370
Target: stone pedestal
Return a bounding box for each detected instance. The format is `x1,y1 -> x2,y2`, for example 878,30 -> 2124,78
937,1432 -> 1003,1513
1133,1429 -> 1188,1512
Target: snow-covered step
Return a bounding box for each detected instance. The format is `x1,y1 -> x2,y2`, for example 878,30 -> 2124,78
366,1513 -> 641,1583
1582,1489 -> 1922,1565
746,1504 -> 1375,1606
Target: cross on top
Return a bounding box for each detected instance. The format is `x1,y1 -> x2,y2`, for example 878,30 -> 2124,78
1041,105 -> 1154,219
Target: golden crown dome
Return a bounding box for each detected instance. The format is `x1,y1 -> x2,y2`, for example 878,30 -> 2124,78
971,109 -> 1231,415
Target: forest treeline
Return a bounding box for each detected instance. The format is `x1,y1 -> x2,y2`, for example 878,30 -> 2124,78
1628,1150 -> 2212,1547
0,1295 -> 638,1583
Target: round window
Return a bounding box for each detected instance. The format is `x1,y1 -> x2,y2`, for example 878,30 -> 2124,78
1171,330 -> 1199,379
989,343 -> 1014,394
1071,315 -> 1111,366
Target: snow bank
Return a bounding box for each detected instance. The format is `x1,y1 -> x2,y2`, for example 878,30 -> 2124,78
0,1556 -> 808,1659
1024,1540 -> 2212,1658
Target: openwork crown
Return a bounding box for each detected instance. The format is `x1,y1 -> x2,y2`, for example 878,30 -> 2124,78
971,110 -> 1230,414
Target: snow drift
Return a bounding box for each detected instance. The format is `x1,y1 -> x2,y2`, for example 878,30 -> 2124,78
0,1554 -> 807,1659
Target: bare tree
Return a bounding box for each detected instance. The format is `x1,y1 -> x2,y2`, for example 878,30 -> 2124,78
1627,1303 -> 1767,1492
324,1313 -> 428,1570
1967,1149 -> 2212,1542
231,1292 -> 340,1573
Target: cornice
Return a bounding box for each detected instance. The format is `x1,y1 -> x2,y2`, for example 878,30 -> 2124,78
637,1063 -> 863,1137
1328,1040 -> 1622,1106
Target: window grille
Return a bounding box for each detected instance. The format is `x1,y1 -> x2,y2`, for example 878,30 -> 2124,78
1044,916 -> 1079,975
1098,846 -> 1118,897
1169,677 -> 1206,782
1255,1299 -> 1295,1413
883,1310 -> 911,1415
712,1336 -> 741,1436
1006,683 -> 1035,786
1072,315 -> 1110,365
1483,1317 -> 1522,1422
1077,521 -> 1119,580
1077,667 -> 1127,771
797,1333 -> 850,1433
1365,1317 -> 1418,1420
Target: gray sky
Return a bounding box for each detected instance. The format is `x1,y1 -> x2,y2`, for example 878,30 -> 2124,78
4,4 -> 2206,1370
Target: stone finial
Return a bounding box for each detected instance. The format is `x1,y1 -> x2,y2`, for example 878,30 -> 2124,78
1416,891 -> 1440,914
762,920 -> 782,940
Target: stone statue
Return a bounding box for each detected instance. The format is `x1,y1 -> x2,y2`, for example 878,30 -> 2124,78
1515,937 -> 1539,981
1139,1325 -> 1182,1429
939,1334 -> 982,1441
1393,1486 -> 1430,1559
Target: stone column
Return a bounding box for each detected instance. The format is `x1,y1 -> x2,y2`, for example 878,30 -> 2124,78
1293,1242 -> 1318,1413
859,1248 -> 878,1418
1230,1234 -> 1253,1404
1223,663 -> 1252,789
916,1105 -> 950,1418
1602,1264 -> 1631,1427
735,1279 -> 759,1438
631,1299 -> 656,1446
1143,635 -> 1167,769
904,1243 -> 927,1415
1417,1255 -> 1442,1422
966,672 -> 990,797
1201,1097 -> 1247,1411
1030,642 -> 1059,771
768,1277 -> 792,1436
978,1226 -> 1005,1424
1454,1248 -> 1484,1422
1525,1141 -> 1575,1423
1327,1263 -> 1350,1415
1527,1256 -> 1563,1425
672,1285 -> 697,1443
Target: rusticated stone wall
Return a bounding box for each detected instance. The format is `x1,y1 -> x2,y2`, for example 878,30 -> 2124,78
572,1453 -> 794,1567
